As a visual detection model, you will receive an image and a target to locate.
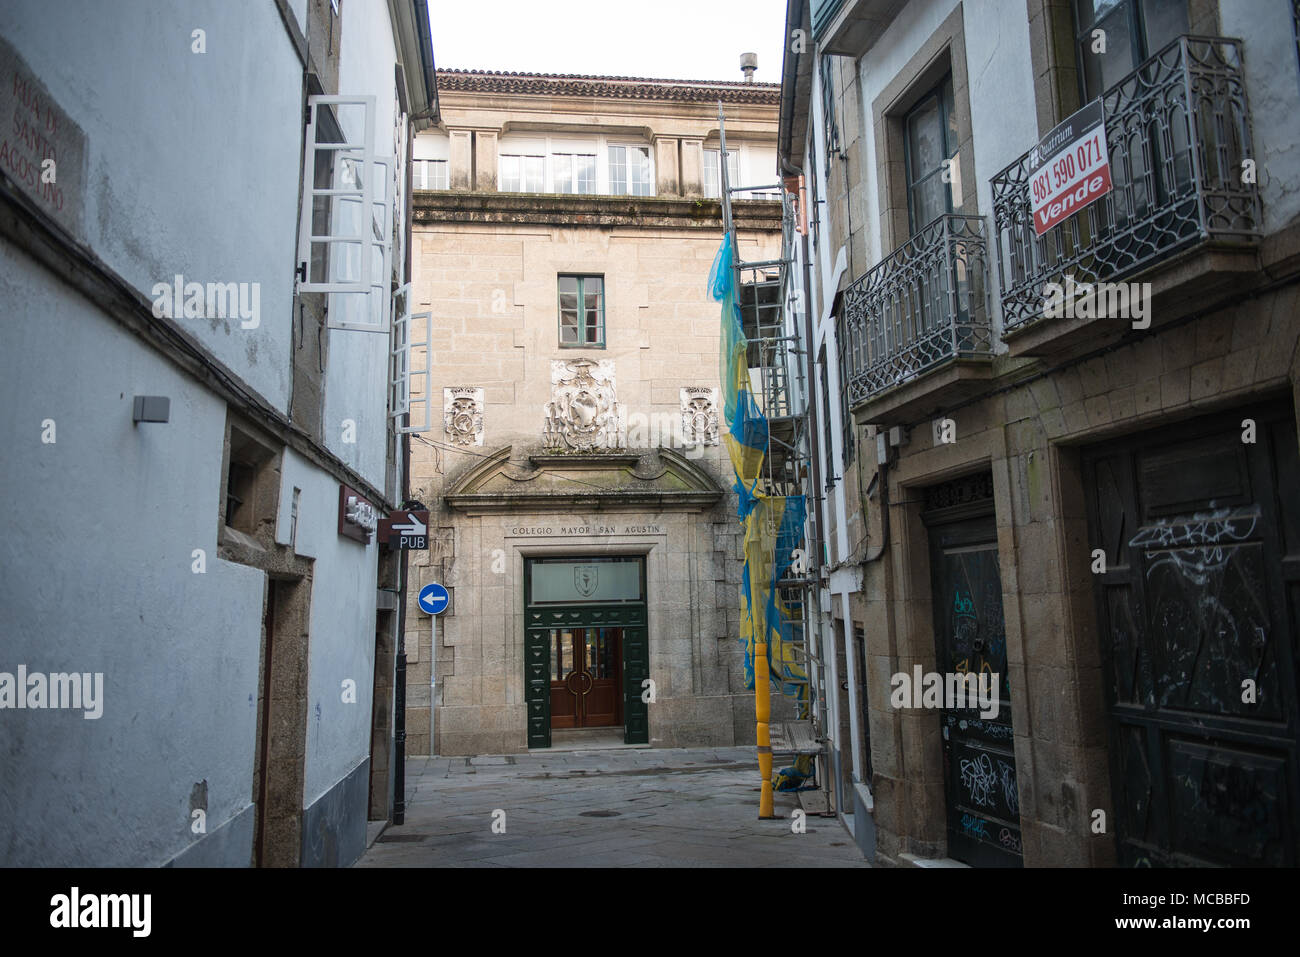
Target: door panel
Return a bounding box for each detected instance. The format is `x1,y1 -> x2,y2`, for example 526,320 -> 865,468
582,627 -> 621,727
1083,403 -> 1300,866
927,507 -> 1023,867
525,626 -> 552,748
549,629 -> 579,729
546,626 -> 623,729
623,624 -> 649,745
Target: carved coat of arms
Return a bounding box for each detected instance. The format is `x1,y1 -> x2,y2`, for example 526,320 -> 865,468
544,359 -> 620,451
680,387 -> 719,446
443,387 -> 484,446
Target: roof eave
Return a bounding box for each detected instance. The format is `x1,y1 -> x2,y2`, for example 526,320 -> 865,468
778,0 -> 815,173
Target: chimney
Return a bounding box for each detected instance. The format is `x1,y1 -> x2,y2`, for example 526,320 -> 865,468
740,52 -> 757,84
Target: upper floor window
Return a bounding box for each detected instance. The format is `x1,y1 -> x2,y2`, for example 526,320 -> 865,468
703,149 -> 739,198
609,146 -> 652,196
558,275 -> 604,347
553,153 -> 597,194
820,54 -> 840,160
903,74 -> 957,234
501,154 -> 544,193
1072,0 -> 1189,101
413,159 -> 448,190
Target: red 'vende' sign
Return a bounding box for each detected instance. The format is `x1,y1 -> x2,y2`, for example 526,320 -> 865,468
1028,99 -> 1112,236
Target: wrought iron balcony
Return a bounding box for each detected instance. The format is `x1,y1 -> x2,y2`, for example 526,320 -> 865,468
991,36 -> 1260,334
841,214 -> 992,407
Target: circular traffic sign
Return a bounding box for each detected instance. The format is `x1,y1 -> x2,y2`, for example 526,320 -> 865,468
418,583 -> 450,616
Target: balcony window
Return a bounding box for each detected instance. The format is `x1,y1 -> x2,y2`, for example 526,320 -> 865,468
841,215 -> 991,406
819,348 -> 837,487
609,146 -> 652,196
558,275 -> 604,347
991,35 -> 1259,333
904,74 -> 958,234
835,315 -> 855,465
500,155 -> 543,193
1072,0 -> 1189,102
553,153 -> 596,195
820,53 -> 840,161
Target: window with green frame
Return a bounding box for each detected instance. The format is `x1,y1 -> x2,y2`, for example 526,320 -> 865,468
558,275 -> 605,347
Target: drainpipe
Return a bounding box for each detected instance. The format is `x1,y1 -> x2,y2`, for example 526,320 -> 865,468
392,119 -> 417,828
862,454 -> 890,563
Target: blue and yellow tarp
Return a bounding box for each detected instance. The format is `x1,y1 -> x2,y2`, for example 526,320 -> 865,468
710,232 -> 807,707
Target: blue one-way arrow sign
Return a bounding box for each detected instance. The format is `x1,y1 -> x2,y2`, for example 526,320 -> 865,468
418,583 -> 449,616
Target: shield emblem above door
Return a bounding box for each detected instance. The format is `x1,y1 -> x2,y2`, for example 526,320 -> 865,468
574,565 -> 598,598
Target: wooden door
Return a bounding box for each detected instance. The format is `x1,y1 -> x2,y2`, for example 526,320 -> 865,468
926,482 -> 1023,867
549,627 -> 622,729
1083,403 -> 1300,866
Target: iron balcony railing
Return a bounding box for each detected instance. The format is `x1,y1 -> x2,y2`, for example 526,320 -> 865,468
991,36 -> 1260,333
841,213 -> 992,406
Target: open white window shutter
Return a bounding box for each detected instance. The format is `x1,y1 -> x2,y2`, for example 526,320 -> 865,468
298,94 -> 376,300
389,283 -> 432,433
326,153 -> 395,332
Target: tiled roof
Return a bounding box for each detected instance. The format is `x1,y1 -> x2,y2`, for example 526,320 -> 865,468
436,69 -> 782,105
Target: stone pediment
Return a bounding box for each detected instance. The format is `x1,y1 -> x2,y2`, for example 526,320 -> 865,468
444,446 -> 724,514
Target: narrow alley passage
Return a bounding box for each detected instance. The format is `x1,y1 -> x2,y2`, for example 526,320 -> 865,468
357,747 -> 868,868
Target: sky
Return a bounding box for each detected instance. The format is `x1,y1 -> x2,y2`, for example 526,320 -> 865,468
427,0 -> 789,83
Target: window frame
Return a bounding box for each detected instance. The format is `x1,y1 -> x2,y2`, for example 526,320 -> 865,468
834,313 -> 855,467
551,152 -> 597,195
413,158 -> 448,190
703,148 -> 740,199
499,153 -> 544,193
608,144 -> 653,196
817,343 -> 838,489
557,274 -> 606,349
902,74 -> 956,236
1070,0 -> 1190,103
820,53 -> 840,162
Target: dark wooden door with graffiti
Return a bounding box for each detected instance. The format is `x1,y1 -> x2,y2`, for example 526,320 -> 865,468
925,475 -> 1023,867
1083,402 -> 1300,866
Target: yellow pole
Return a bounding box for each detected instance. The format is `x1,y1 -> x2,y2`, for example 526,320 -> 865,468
755,640 -> 774,819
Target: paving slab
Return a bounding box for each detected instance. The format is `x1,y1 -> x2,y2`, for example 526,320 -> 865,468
356,746 -> 868,868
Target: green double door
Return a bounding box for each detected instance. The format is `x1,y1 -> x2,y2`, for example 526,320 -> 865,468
525,603 -> 648,748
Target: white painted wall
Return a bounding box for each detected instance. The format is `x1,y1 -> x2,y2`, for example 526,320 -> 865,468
323,0 -> 404,492
278,450 -> 380,807
1221,0 -> 1300,230
854,0 -> 1037,338
0,0 -> 302,411
301,0 -> 406,811
0,0 -> 413,865
0,236 -> 265,866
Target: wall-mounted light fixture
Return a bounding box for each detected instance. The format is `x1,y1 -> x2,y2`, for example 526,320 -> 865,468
132,396 -> 170,424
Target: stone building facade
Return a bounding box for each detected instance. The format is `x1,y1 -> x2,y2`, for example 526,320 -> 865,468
404,70 -> 785,756
782,0 -> 1300,865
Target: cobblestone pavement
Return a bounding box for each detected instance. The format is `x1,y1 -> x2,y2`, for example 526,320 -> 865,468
356,746 -> 869,867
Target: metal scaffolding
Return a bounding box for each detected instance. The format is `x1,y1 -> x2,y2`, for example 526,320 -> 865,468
718,107 -> 829,812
